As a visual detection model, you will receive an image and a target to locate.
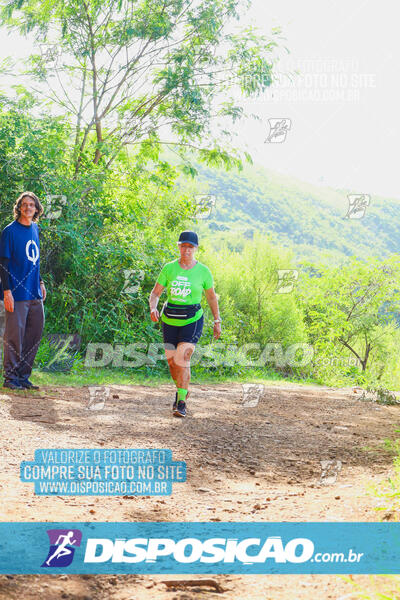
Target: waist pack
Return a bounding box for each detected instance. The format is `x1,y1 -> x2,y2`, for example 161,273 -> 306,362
162,302 -> 201,320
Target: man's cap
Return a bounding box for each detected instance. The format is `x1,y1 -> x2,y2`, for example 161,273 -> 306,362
178,231 -> 199,247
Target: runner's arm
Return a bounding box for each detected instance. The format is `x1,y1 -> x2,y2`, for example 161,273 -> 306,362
149,282 -> 165,312
204,287 -> 221,322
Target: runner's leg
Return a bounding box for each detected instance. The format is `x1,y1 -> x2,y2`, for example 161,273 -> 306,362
172,342 -> 194,417
162,321 -> 180,408
173,316 -> 203,415
174,342 -> 195,391
165,349 -> 178,385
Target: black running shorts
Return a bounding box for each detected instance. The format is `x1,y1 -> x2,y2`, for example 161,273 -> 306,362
162,315 -> 204,348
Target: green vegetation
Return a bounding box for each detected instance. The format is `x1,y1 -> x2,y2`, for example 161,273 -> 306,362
1,94 -> 400,389
0,0 -> 398,392
342,575 -> 400,599
184,160 -> 400,264
366,428 -> 400,522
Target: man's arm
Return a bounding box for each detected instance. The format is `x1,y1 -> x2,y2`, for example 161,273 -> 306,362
0,257 -> 10,290
0,257 -> 14,312
39,269 -> 46,300
37,249 -> 46,298
0,228 -> 14,312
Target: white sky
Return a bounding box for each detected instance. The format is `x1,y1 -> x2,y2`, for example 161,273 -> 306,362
240,0 -> 400,198
0,0 -> 398,198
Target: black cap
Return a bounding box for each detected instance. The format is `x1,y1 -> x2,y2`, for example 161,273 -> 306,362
178,231 -> 199,247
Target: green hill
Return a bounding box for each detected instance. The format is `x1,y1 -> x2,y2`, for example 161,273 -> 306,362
179,160 -> 400,266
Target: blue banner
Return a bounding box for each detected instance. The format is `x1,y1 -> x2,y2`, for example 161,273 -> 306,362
0,522 -> 399,574
20,449 -> 186,496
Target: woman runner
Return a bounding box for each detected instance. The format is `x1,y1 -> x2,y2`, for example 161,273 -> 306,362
149,231 -> 221,417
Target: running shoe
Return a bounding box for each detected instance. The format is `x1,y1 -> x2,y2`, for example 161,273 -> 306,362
173,400 -> 186,418
173,390 -> 190,414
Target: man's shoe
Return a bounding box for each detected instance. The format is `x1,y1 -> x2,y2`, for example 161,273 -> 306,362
173,400 -> 186,418
19,380 -> 40,390
3,380 -> 24,390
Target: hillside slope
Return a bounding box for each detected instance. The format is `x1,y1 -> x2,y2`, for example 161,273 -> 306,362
180,161 -> 400,265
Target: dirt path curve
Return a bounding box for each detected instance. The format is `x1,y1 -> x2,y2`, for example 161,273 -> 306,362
0,381 -> 399,599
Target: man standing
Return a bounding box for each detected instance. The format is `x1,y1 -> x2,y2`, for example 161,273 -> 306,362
0,191 -> 46,390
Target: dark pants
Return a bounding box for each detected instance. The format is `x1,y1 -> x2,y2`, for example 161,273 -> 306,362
3,299 -> 44,384
0,301 -> 4,366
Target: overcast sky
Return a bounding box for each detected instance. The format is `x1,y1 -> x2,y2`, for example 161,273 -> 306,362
0,0 -> 398,198
241,0 -> 400,198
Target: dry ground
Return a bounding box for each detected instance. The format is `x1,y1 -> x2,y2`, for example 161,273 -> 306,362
0,381 -> 399,599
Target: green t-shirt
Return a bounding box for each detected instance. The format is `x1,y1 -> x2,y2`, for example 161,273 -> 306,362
156,259 -> 214,326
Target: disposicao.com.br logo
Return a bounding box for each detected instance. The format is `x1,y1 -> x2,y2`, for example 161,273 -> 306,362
82,536 -> 362,565
36,525 -> 372,574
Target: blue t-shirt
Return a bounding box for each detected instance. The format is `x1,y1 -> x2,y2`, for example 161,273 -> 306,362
0,220 -> 42,301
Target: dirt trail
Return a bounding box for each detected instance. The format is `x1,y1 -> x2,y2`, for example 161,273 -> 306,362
0,381 -> 399,599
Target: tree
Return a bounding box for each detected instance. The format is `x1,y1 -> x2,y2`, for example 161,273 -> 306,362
299,256 -> 400,372
0,0 -> 283,191
203,234 -> 307,350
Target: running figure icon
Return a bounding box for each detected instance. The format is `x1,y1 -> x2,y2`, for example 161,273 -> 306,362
45,531 -> 77,566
